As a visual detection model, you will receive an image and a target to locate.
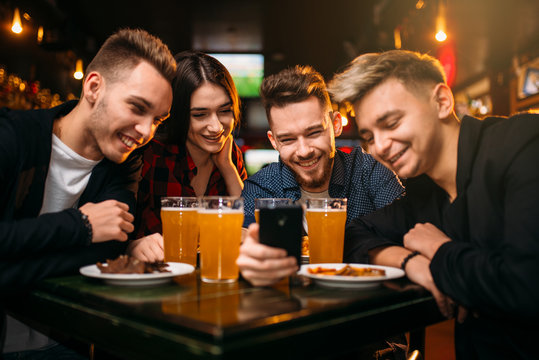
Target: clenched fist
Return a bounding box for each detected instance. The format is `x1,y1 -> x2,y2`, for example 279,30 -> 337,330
79,200 -> 134,243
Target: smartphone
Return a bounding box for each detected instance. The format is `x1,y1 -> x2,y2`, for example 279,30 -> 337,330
259,205 -> 303,266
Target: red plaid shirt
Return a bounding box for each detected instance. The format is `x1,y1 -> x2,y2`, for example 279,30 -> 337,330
134,139 -> 247,238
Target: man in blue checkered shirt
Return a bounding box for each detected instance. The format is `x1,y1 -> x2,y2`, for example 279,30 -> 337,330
237,65 -> 404,286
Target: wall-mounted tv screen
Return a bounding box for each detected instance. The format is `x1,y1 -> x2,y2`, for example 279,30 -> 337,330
209,53 -> 264,98
243,149 -> 279,176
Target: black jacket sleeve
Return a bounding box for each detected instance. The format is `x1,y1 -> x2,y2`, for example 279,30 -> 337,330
0,148 -> 142,293
0,240 -> 127,293
344,176 -> 446,264
0,209 -> 90,258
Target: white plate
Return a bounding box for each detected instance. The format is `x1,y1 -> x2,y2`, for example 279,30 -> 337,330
80,262 -> 195,286
298,263 -> 404,289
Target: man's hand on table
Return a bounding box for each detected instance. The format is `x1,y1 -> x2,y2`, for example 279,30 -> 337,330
370,243 -> 468,323
403,222 -> 451,260
127,233 -> 164,262
402,223 -> 468,321
405,254 -> 467,322
237,223 -> 298,286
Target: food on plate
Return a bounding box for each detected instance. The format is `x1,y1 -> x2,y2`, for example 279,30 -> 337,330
302,236 -> 309,256
307,264 -> 386,277
96,255 -> 170,274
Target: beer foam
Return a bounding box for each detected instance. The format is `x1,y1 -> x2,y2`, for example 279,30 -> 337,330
161,207 -> 198,211
198,209 -> 243,214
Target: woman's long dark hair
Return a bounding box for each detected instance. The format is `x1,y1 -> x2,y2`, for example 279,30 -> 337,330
161,51 -> 241,146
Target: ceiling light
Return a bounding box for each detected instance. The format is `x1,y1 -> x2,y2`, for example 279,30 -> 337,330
435,1 -> 447,42
394,27 -> 402,49
74,59 -> 84,80
37,26 -> 44,43
11,8 -> 23,34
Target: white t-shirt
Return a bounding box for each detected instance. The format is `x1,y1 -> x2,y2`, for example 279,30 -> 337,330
39,134 -> 100,214
4,134 -> 100,354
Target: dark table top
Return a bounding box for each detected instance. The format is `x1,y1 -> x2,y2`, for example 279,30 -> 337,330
7,271 -> 444,359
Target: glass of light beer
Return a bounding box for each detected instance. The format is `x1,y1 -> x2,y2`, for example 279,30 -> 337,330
254,198 -> 293,223
198,196 -> 244,283
305,198 -> 347,263
160,197 -> 199,266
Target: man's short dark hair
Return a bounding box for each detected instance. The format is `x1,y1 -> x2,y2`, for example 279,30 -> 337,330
260,65 -> 331,122
85,28 -> 176,84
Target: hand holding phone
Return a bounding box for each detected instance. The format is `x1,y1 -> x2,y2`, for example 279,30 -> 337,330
258,205 -> 303,266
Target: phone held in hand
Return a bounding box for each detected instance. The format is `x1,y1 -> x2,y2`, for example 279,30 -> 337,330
259,205 -> 303,266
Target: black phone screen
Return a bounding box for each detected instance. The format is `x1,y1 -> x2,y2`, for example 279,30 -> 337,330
258,205 -> 303,266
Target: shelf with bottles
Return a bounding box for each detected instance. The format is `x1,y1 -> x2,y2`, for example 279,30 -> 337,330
0,65 -> 71,110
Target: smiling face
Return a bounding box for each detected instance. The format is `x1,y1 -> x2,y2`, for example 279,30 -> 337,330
354,78 -> 445,179
268,96 -> 340,192
88,61 -> 173,163
186,83 -> 234,155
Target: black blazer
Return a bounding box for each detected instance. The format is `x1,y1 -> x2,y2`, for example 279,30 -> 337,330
345,113 -> 539,359
0,101 -> 142,293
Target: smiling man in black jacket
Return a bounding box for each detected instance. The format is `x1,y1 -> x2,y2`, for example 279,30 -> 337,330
0,28 -> 175,357
329,50 -> 539,359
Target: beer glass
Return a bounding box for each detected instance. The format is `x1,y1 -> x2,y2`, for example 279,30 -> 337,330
198,196 -> 244,283
254,198 -> 293,223
305,198 -> 347,263
160,197 -> 199,266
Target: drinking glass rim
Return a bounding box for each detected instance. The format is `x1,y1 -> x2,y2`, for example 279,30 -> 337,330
199,196 -> 244,210
305,197 -> 347,201
254,197 -> 293,201
160,196 -> 200,207
160,196 -> 198,200
254,198 -> 294,208
305,197 -> 347,209
305,197 -> 347,203
200,196 -> 243,200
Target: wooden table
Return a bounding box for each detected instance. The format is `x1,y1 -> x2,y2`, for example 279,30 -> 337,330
6,271 -> 444,359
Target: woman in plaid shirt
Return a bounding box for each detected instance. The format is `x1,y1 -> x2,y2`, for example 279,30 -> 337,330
128,51 -> 247,261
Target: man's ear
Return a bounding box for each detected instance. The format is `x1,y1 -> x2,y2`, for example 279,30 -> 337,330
267,130 -> 278,150
433,83 -> 454,119
332,112 -> 343,137
83,72 -> 103,105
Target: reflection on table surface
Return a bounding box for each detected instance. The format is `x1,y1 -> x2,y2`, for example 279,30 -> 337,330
6,270 -> 444,359
160,275 -> 301,326
21,271 -> 434,332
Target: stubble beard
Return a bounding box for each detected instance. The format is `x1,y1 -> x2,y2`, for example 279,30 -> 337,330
292,155 -> 333,191
87,97 -> 113,161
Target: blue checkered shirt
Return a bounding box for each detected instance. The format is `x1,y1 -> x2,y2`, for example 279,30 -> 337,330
242,147 -> 404,227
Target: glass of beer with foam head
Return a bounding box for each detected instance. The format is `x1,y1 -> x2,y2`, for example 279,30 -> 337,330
254,198 -> 293,223
305,198 -> 347,263
160,197 -> 199,266
198,196 -> 244,283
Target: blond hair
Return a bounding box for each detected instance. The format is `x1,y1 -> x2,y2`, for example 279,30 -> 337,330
328,50 -> 446,105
